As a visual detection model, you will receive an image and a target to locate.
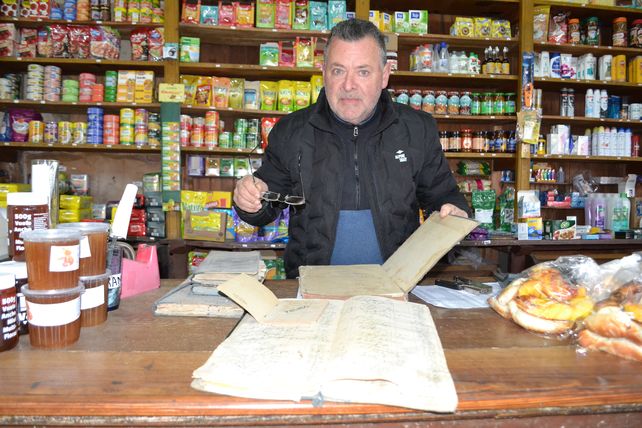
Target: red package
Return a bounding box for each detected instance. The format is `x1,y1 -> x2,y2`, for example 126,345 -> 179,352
17,28 -> 37,58
90,26 -> 120,59
218,1 -> 235,26
50,24 -> 69,58
9,109 -> 43,143
69,25 -> 91,59
37,27 -> 52,57
278,40 -> 294,67
130,28 -> 149,61
548,13 -> 569,44
0,23 -> 16,57
181,0 -> 200,24
260,116 -> 279,149
275,0 -> 292,29
148,27 -> 164,62
127,222 -> 146,237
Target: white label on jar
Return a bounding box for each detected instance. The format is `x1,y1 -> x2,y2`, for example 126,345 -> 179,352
81,284 -> 105,310
49,245 -> 80,272
26,297 -> 80,326
79,236 -> 92,259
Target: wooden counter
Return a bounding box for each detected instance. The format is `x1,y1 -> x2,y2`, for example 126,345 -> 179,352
1,279 -> 642,426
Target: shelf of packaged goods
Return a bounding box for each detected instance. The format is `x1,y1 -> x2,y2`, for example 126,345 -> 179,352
529,181 -> 571,185
541,115 -> 642,127
179,239 -> 286,250
0,100 -> 161,114
531,154 -> 642,162
534,42 -> 642,58
0,57 -> 166,73
445,152 -> 515,159
179,23 -> 330,45
433,114 -> 516,123
380,0 -> 519,18
1,141 -> 160,153
534,1 -> 642,19
390,71 -> 518,88
534,77 -> 642,94
395,33 -> 518,49
178,63 -> 322,80
540,206 -> 584,209
0,17 -> 163,31
180,105 -> 287,118
181,146 -> 264,156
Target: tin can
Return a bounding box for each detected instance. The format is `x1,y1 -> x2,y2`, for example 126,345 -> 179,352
29,121 -> 44,143
73,122 -> 87,145
248,118 -> 260,135
219,131 -> 231,148
613,17 -> 628,47
44,121 -> 57,144
630,103 -> 641,120
204,127 -> 218,148
58,122 -> 73,144
180,115 -> 192,147
204,111 -> 219,127
246,132 -> 259,150
234,118 -> 248,134
134,108 -> 148,126
120,125 -> 134,145
120,108 -> 135,125
232,132 -> 246,149
134,124 -> 148,146
560,88 -> 569,116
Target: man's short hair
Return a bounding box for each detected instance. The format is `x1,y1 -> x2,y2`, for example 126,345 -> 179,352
324,18 -> 387,68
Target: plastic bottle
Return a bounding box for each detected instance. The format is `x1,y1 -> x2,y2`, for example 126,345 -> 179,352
610,127 -> 618,156
625,129 -> 633,157
557,167 -> 565,184
585,89 -> 594,117
600,89 -> 608,118
585,193 -> 594,227
605,193 -> 616,231
593,89 -> 601,119
438,42 -> 449,72
591,127 -> 598,155
612,193 -> 631,232
593,193 -> 606,229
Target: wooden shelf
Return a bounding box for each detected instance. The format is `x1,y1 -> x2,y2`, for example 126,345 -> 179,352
0,16 -> 163,32
394,33 -> 518,49
0,99 -> 160,113
445,152 -> 515,159
377,0 -> 519,18
0,57 -> 167,73
433,114 -> 516,123
180,105 -> 287,117
391,71 -> 518,88
541,115 -> 642,127
535,1 -> 642,19
1,141 -> 160,153
178,62 -> 321,79
179,23 -> 329,45
535,77 -> 642,95
535,41 -> 642,58
180,239 -> 285,250
531,154 -> 642,162
181,146 -> 264,155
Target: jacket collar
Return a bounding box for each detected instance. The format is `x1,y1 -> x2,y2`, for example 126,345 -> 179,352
309,88 -> 399,135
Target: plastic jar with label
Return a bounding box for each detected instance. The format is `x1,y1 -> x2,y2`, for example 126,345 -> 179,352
447,91 -> 460,115
0,273 -> 18,352
386,51 -> 398,71
568,19 -> 581,44
459,92 -> 472,115
396,89 -> 409,105
421,90 -> 435,114
586,17 -> 600,46
630,19 -> 642,48
472,131 -> 486,152
435,91 -> 448,115
613,17 -> 628,47
461,129 -> 473,152
439,131 -> 449,151
0,261 -> 28,335
7,192 -> 49,262
409,90 -> 423,110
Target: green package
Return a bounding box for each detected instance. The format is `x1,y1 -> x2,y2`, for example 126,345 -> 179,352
259,42 -> 280,66
472,190 -> 496,230
228,78 -> 245,110
256,0 -> 276,28
293,0 -> 309,30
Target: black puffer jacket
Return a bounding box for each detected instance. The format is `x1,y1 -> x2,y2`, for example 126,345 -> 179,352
235,88 -> 469,278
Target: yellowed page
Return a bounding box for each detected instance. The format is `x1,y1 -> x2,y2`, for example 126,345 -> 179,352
383,213 -> 479,293
191,300 -> 343,401
217,273 -> 278,321
321,296 -> 458,413
298,265 -> 403,299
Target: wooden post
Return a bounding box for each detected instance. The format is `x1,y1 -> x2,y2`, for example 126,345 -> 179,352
163,0 -> 180,84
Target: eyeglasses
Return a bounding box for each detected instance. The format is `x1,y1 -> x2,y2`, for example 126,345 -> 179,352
247,147 -> 305,206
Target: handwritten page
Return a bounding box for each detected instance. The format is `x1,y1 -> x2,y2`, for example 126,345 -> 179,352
412,283 -> 501,309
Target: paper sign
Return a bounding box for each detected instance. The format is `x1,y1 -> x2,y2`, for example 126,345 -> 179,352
158,84 -> 186,103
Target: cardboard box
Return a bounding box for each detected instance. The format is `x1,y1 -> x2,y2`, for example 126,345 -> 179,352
182,210 -> 227,242
408,10 -> 428,34
393,11 -> 409,33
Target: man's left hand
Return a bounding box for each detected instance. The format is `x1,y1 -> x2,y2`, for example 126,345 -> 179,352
439,203 -> 469,218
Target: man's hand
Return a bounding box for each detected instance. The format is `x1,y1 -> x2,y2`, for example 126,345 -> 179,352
439,203 -> 469,218
233,175 -> 269,213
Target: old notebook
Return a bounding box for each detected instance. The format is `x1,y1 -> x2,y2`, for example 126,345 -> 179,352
298,213 -> 478,300
192,274 -> 458,413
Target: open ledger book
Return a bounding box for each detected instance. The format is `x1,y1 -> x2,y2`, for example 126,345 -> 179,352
191,275 -> 458,413
299,213 -> 479,300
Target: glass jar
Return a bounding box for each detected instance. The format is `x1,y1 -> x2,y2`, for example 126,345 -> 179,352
409,90 -> 423,110
613,17 -> 628,47
472,131 -> 485,152
471,93 -> 481,115
435,91 -> 448,114
460,92 -> 472,115
493,93 -> 505,115
386,51 -> 398,71
481,92 -> 493,115
396,88 -> 409,105
505,92 -> 516,114
568,18 -> 581,44
422,90 -> 436,114
447,91 -> 460,115
448,131 -> 461,152
439,131 -> 449,151
461,129 -> 473,152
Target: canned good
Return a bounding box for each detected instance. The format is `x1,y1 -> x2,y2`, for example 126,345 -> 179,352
120,108 -> 135,125
134,124 -> 148,146
613,17 -> 628,47
630,19 -> 642,48
219,131 -> 231,148
29,121 -> 44,143
134,108 -> 148,125
630,103 -> 641,120
232,132 -> 246,149
58,122 -> 72,144
44,122 -> 57,144
73,122 -> 87,145
120,125 -> 134,145
246,132 -> 259,150
234,118 -> 248,134
247,118 -> 260,135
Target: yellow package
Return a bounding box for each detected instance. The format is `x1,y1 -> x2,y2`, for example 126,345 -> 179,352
491,19 -> 511,38
228,78 -> 245,109
380,12 -> 392,33
58,209 -> 92,223
212,77 -> 231,109
260,81 -> 278,111
295,37 -> 315,68
611,55 -> 626,82
116,70 -> 136,103
629,56 -> 642,83
59,195 -> 93,210
134,70 -> 154,103
451,17 -> 474,37
194,76 -> 212,107
278,80 -> 294,113
294,81 -> 311,111
533,6 -> 550,43
474,17 -> 491,38
180,75 -> 200,105
0,183 -> 31,207
369,10 -> 380,29
208,191 -> 232,209
310,75 -> 323,104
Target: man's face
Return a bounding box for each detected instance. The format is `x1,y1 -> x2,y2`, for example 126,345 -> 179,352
323,37 -> 391,125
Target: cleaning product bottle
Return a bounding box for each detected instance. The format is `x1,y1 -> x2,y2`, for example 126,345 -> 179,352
593,193 -> 606,229
585,88 -> 594,117
612,193 -> 631,232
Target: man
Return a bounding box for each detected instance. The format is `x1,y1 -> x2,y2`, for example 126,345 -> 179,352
234,18 -> 469,278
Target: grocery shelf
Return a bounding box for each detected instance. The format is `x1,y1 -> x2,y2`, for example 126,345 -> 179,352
433,114 -> 516,123
395,33 -> 518,49
391,71 -> 518,88
0,100 -> 161,114
541,115 -> 642,128
179,23 -> 329,45
181,146 -> 264,156
1,141 -> 160,153
535,1 -> 642,19
445,152 -> 515,159
178,63 -> 322,80
531,154 -> 642,162
534,41 -> 642,58
0,17 -> 163,34
0,57 -> 167,73
179,239 -> 286,250
535,77 -> 642,95
180,105 -> 287,118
